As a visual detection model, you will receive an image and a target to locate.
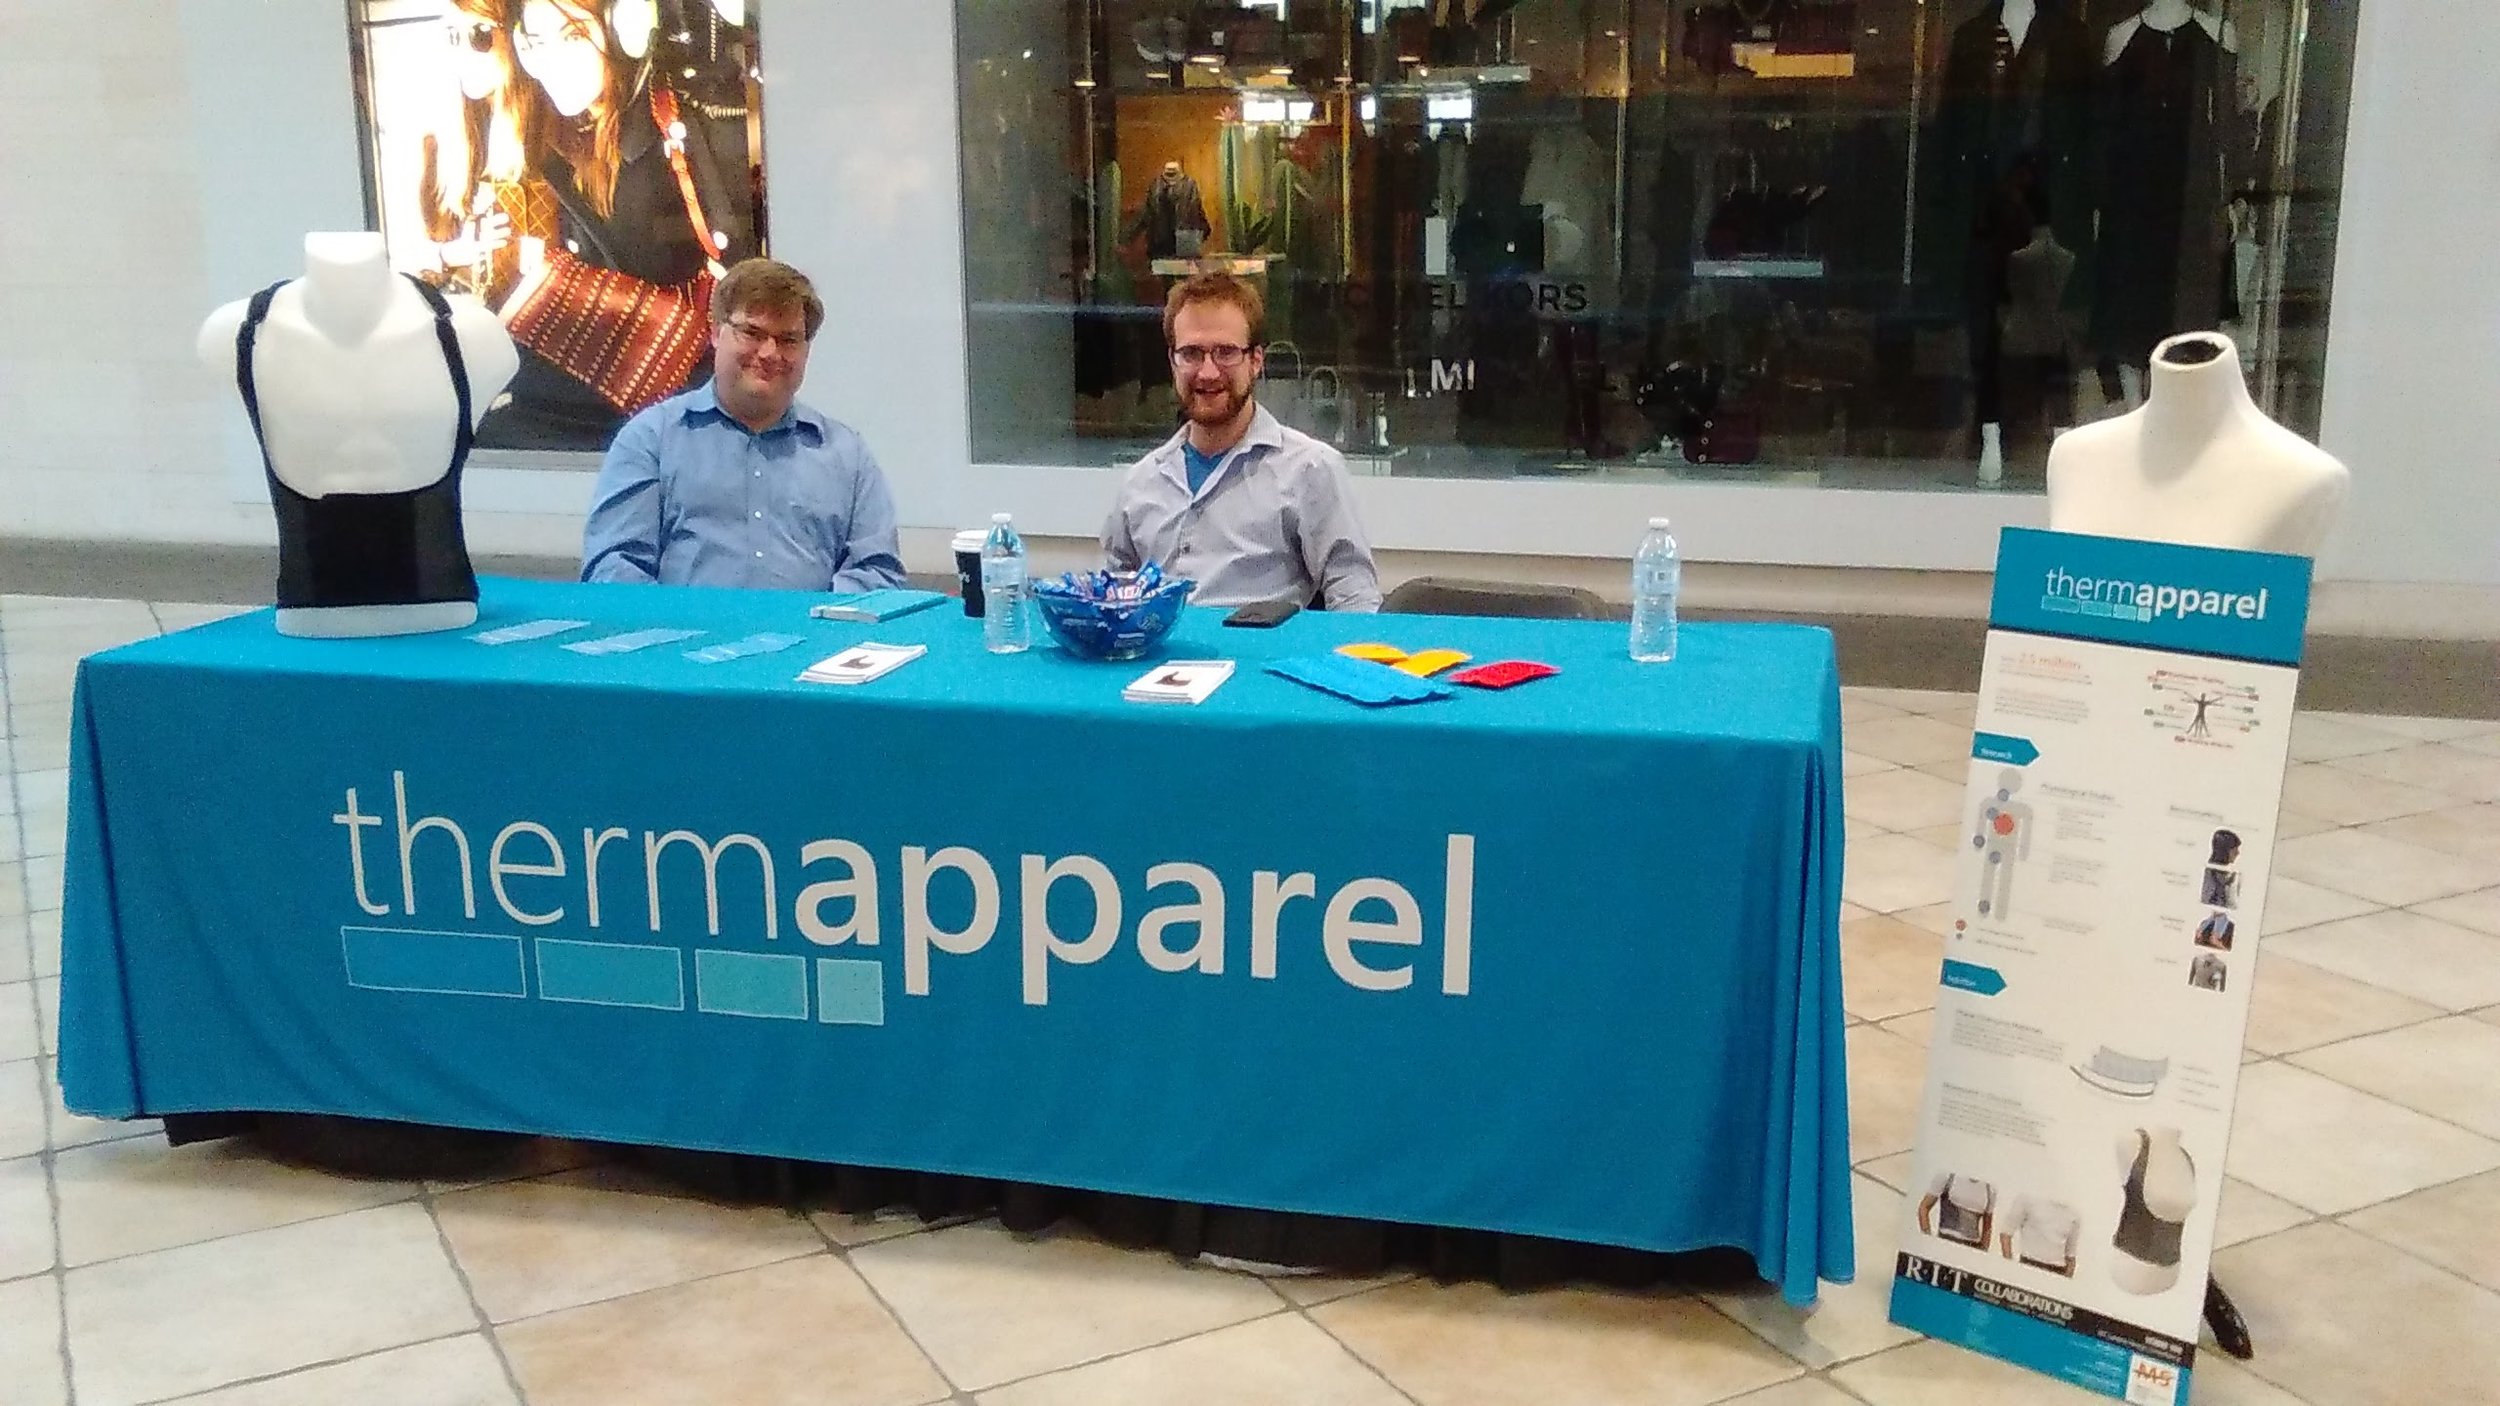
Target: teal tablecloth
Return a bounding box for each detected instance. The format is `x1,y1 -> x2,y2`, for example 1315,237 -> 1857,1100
59,578 -> 1852,1301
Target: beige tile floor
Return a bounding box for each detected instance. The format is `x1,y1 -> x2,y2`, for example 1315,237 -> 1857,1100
4,597 -> 2498,1406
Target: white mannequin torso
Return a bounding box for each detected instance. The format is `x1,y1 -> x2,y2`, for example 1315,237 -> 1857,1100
197,232 -> 517,499
2109,1126 -> 2196,1294
198,232 -> 518,637
2046,333 -> 2348,557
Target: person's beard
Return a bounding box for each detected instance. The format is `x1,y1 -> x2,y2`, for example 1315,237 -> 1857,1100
1184,377 -> 1250,427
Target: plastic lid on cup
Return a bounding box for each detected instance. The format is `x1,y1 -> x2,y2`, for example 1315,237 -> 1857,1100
1649,516 -> 1671,529
952,530 -> 986,552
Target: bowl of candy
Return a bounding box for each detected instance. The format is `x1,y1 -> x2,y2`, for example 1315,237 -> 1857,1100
1030,564 -> 1195,661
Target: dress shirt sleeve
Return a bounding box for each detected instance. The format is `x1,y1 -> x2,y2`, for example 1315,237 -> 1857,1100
581,411 -> 665,584
1295,449 -> 1383,612
829,435 -> 907,592
1101,476 -> 1144,572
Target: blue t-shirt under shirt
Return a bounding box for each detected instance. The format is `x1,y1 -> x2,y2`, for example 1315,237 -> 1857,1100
1183,442 -> 1224,496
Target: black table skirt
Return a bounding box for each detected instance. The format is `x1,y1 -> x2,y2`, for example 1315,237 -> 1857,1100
177,1112 -> 1769,1295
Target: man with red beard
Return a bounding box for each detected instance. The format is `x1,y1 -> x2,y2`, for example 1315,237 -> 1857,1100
1102,274 -> 1381,611
581,258 -> 905,591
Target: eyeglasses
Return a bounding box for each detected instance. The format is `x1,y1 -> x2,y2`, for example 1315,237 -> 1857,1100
449,20 -> 498,52
1170,343 -> 1253,369
726,319 -> 809,352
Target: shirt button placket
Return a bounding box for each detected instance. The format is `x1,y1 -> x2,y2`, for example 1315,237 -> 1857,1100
750,436 -> 766,572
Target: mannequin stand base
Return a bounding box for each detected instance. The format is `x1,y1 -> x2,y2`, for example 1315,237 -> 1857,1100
2204,1275 -> 2254,1360
275,599 -> 479,639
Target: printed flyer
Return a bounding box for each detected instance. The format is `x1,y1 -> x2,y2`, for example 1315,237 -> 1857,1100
1889,528 -> 2314,1405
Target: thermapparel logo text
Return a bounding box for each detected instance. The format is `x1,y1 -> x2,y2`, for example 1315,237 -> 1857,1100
330,774 -> 1478,1017
2040,567 -> 2274,627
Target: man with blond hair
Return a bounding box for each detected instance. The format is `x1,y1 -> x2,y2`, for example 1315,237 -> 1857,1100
1102,273 -> 1380,611
582,258 -> 904,591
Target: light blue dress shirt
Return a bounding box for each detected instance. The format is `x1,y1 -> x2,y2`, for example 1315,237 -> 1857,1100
580,384 -> 907,592
1102,404 -> 1382,611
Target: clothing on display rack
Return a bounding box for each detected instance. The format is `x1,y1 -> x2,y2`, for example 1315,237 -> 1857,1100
2091,12 -> 2251,380
1928,1 -> 2094,434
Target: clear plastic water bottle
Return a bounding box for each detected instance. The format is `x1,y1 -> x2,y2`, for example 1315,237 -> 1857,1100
1630,516 -> 1681,663
981,512 -> 1030,654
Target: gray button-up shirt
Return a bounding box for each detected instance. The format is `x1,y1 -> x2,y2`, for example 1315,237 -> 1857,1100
1101,404 -> 1382,612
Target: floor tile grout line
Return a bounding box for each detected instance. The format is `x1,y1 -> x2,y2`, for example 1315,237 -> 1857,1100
422,1190 -> 533,1406
3,623 -> 77,1406
957,1299 -> 1303,1401
800,1201 -> 971,1395
1285,1295 -> 1426,1406
132,1326 -> 483,1406
458,1228 -> 826,1334
1686,1289 -> 1858,1384
2329,1196 -> 2500,1304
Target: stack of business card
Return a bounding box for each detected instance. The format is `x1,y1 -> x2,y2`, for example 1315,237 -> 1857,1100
808,589 -> 949,623
799,642 -> 927,686
1122,660 -> 1236,705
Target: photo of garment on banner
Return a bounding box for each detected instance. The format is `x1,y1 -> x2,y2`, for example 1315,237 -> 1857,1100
1918,1170 -> 1998,1251
2070,1044 -> 2169,1100
2108,1126 -> 2198,1297
1998,1190 -> 2083,1277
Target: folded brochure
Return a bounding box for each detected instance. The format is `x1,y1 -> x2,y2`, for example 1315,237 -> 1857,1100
1123,660 -> 1235,704
800,641 -> 926,685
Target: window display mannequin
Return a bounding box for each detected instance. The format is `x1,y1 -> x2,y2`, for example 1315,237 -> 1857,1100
2090,1 -> 2249,409
1929,0 -> 2094,485
2109,1126 -> 2196,1295
1126,160 -> 1211,261
2047,332 -> 2347,556
197,232 -> 519,638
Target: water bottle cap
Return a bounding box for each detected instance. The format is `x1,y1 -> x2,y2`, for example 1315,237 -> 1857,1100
1648,516 -> 1671,529
992,512 -> 1013,525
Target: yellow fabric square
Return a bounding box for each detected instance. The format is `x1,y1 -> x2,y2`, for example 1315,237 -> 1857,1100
1336,642 -> 1410,663
1393,648 -> 1473,677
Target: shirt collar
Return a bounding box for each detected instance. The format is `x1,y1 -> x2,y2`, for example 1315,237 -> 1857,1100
1155,402 -> 1285,487
683,381 -> 826,441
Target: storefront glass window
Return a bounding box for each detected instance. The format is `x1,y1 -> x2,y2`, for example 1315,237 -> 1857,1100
956,1 -> 2355,490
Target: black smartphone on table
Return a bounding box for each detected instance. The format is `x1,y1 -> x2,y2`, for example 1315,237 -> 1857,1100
1223,600 -> 1302,628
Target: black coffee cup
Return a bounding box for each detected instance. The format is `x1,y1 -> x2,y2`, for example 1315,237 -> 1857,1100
953,529 -> 987,617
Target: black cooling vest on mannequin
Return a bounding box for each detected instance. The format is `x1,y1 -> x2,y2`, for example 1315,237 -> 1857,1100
237,276 -> 480,611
